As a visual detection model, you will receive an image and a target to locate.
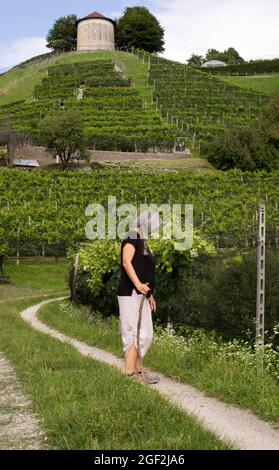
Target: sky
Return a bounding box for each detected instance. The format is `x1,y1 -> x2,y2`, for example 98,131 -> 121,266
0,0 -> 278,69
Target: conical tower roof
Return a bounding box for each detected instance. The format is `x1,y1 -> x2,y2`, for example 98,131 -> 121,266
76,11 -> 115,26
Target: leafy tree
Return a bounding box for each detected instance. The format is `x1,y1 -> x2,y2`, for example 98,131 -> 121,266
204,120 -> 279,172
205,47 -> 244,64
38,110 -> 89,169
47,14 -> 77,52
0,119 -> 25,167
116,7 -> 165,53
187,54 -> 205,67
205,48 -> 221,62
224,47 -> 245,64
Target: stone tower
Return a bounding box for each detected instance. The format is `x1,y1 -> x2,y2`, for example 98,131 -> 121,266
76,11 -> 115,52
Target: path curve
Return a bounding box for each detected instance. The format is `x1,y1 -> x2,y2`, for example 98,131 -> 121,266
21,297 -> 279,450
0,352 -> 46,449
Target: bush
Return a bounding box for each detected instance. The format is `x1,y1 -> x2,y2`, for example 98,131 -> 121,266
68,234 -> 215,323
203,126 -> 279,171
69,238 -> 279,341
203,93 -> 279,171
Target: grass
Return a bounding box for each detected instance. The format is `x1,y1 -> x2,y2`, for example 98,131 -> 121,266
39,301 -> 279,424
0,66 -> 48,105
99,158 -> 214,173
0,51 -> 150,107
53,51 -> 113,65
116,52 -> 153,106
216,73 -> 279,95
0,260 -> 68,301
0,262 -> 233,450
0,52 -> 113,106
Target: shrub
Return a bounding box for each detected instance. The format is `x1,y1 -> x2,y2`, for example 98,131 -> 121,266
203,126 -> 279,171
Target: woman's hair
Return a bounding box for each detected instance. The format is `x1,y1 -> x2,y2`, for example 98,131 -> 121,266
133,210 -> 162,238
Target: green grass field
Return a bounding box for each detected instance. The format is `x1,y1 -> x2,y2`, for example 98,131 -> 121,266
216,73 -> 279,95
0,262 -> 233,450
39,300 -> 279,424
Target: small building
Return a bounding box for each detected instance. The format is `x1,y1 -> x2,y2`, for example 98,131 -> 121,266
13,159 -> 40,171
76,11 -> 116,52
201,60 -> 228,68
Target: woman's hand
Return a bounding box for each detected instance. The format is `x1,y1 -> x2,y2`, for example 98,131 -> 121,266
149,295 -> 157,312
136,282 -> 150,295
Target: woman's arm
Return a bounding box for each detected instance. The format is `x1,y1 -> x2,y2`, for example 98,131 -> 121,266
149,294 -> 157,312
122,243 -> 150,296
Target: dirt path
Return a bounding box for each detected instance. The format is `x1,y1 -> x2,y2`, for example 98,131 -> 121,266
21,297 -> 279,451
0,352 -> 46,450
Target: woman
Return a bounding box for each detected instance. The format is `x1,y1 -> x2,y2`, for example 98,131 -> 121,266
117,211 -> 161,384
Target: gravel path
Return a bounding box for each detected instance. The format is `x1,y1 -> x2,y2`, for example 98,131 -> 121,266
21,297 -> 279,450
0,353 -> 46,450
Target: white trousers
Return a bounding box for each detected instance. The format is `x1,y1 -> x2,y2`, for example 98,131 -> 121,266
117,289 -> 153,358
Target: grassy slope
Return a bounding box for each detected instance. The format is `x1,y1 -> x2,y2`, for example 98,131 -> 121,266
0,262 -> 232,450
0,52 -> 113,106
216,73 -> 279,95
0,51 -> 155,110
117,52 -> 153,105
39,300 -> 279,423
0,66 -> 48,106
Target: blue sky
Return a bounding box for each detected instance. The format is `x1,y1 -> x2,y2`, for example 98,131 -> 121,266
1,1 -> 278,68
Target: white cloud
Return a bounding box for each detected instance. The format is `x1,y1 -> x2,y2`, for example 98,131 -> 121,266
150,0 -> 279,62
0,37 -> 48,70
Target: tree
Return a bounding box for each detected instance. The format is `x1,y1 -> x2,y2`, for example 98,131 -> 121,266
38,110 -> 89,169
204,93 -> 279,171
224,47 -> 245,65
203,124 -> 279,172
0,119 -> 25,167
116,7 -> 165,53
187,54 -> 205,67
205,48 -> 221,62
47,14 -> 77,52
205,47 -> 244,65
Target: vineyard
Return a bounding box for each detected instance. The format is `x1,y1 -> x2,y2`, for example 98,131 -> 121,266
0,58 -> 179,152
1,168 -> 279,257
1,49 -> 273,156
144,50 -> 270,151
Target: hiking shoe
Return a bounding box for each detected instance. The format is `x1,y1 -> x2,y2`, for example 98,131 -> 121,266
127,371 -> 160,384
143,373 -> 160,384
135,372 -> 160,384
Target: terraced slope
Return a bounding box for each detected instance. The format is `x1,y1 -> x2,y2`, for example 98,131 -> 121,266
1,49 -> 271,154
146,52 -> 270,150
0,55 -> 179,152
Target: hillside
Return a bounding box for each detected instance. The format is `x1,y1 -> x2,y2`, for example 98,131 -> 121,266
0,52 -> 179,153
146,52 -> 270,153
0,49 -> 274,156
215,74 -> 279,95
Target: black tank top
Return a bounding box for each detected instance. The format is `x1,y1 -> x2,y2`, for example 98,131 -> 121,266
117,230 -> 155,297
